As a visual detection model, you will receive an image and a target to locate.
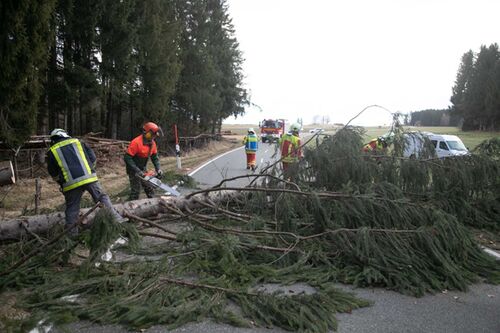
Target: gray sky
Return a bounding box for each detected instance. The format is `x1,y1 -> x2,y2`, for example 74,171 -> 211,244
224,0 -> 499,126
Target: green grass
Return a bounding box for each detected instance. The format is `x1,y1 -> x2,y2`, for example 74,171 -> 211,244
223,124 -> 500,150
364,126 -> 500,150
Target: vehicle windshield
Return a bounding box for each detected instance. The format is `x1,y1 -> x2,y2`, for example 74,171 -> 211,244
263,120 -> 281,128
446,140 -> 467,151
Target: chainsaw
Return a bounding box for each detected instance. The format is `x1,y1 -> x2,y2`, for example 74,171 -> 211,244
138,170 -> 181,197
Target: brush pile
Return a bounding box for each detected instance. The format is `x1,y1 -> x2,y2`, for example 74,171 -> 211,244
0,119 -> 499,332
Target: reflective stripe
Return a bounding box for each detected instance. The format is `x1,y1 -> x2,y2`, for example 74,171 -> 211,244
64,176 -> 98,192
51,139 -> 76,182
50,138 -> 98,192
75,140 -> 92,174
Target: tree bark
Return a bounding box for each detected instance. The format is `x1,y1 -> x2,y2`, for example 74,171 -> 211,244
0,197 -> 166,241
0,191 -> 240,241
0,160 -> 15,186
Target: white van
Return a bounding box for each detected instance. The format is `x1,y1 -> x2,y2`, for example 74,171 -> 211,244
403,132 -> 469,158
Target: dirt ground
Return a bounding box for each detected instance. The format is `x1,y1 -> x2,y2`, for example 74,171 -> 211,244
0,136 -> 242,220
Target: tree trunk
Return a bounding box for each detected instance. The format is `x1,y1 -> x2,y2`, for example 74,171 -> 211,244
0,160 -> 16,186
0,197 -> 165,241
0,191 -> 240,241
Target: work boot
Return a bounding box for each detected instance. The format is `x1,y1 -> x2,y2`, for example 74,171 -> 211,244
251,165 -> 256,171
246,166 -> 250,170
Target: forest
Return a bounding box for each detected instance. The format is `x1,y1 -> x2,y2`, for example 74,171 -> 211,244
0,0 -> 247,146
406,109 -> 459,127
408,44 -> 500,130
1,1 -> 500,148
450,43 -> 500,131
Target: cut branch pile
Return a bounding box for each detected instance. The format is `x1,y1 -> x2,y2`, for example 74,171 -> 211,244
83,135 -> 129,167
0,119 -> 499,332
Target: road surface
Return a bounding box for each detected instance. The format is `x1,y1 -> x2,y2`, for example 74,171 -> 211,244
189,142 -> 280,188
45,142 -> 500,333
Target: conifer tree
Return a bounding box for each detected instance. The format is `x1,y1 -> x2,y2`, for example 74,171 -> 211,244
206,0 -> 248,133
2,0 -> 247,141
172,0 -> 247,134
135,0 -> 181,130
0,0 -> 56,145
173,0 -> 221,133
99,0 -> 137,138
451,44 -> 500,130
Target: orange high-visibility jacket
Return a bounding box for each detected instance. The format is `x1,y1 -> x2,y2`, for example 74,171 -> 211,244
280,133 -> 301,163
124,135 -> 160,174
362,138 -> 383,152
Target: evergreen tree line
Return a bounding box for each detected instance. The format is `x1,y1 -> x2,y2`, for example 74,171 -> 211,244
0,0 -> 247,146
406,109 -> 460,127
451,43 -> 500,131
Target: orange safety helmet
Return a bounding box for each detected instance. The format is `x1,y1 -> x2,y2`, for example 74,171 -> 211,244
142,122 -> 162,140
143,122 -> 160,134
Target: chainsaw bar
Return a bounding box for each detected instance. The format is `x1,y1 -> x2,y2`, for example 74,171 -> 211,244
141,175 -> 181,197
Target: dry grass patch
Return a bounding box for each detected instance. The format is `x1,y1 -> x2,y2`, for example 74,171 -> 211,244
0,137 -> 241,219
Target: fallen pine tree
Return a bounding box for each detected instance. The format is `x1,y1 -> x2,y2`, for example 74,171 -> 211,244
0,117 -> 499,332
0,192 -> 239,241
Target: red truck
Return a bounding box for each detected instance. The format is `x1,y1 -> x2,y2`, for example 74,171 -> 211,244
259,119 -> 285,143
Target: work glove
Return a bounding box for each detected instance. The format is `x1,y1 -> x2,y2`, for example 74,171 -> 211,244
156,169 -> 164,179
135,170 -> 145,178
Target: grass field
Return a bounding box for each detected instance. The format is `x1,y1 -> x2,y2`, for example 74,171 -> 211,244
363,126 -> 499,150
222,124 -> 500,150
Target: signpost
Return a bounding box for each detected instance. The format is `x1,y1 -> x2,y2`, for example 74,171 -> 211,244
174,124 -> 181,169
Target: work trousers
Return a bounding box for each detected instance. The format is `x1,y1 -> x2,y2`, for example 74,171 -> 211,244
128,173 -> 154,200
246,152 -> 257,167
63,181 -> 123,226
282,161 -> 299,180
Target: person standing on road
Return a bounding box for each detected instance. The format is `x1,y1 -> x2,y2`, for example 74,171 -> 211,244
279,123 -> 302,176
124,122 -> 163,200
46,129 -> 125,234
243,128 -> 258,171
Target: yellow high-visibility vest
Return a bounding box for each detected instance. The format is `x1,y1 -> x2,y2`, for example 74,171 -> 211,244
50,138 -> 98,191
280,133 -> 301,163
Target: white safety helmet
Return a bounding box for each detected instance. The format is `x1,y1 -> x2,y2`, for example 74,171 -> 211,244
248,128 -> 255,134
290,123 -> 301,133
50,128 -> 70,138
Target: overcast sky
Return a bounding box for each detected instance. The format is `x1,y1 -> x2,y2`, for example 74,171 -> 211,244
224,0 -> 499,126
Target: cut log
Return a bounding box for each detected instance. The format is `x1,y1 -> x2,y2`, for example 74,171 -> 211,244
0,197 -> 167,241
0,190 -> 240,241
0,160 -> 15,186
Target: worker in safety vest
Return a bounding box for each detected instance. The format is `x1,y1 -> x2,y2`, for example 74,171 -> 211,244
46,128 -> 124,234
124,122 -> 163,200
362,137 -> 388,153
242,128 -> 258,171
279,123 -> 302,174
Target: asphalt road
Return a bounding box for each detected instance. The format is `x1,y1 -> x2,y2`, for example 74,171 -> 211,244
49,283 -> 500,333
43,142 -> 500,333
189,142 -> 280,188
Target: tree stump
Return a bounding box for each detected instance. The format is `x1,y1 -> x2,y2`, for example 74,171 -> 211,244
0,160 -> 15,186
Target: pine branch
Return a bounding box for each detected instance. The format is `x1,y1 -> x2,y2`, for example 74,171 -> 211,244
138,231 -> 178,241
0,202 -> 101,277
186,186 -> 351,199
126,212 -> 178,235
